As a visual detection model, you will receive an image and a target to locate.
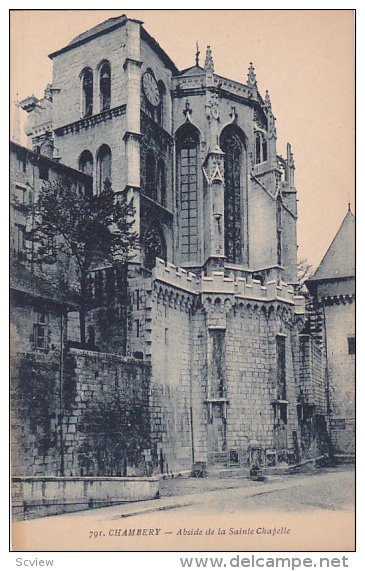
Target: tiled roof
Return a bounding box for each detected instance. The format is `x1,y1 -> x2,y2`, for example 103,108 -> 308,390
310,210 -> 355,281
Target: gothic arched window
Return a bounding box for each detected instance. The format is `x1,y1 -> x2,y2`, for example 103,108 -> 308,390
145,150 -> 156,200
255,131 -> 268,164
78,150 -> 93,176
156,81 -> 166,128
96,144 -> 112,193
157,159 -> 166,206
143,222 -> 166,270
220,125 -> 245,264
176,123 -> 199,262
99,62 -> 111,111
81,68 -> 93,117
262,137 -> 268,162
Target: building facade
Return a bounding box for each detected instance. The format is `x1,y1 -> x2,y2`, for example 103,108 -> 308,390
306,209 -> 355,456
13,14 -> 330,475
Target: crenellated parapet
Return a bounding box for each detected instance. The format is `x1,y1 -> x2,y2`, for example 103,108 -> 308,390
153,259 -> 306,313
153,258 -> 199,294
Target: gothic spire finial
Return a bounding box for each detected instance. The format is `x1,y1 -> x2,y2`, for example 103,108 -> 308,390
195,41 -> 200,67
264,89 -> 271,108
204,45 -> 214,73
12,93 -> 21,144
247,62 -> 257,87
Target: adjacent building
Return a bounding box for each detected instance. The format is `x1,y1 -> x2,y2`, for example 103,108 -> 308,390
306,208 -> 355,455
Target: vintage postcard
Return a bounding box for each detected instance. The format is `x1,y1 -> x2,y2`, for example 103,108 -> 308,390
10,9 -> 355,552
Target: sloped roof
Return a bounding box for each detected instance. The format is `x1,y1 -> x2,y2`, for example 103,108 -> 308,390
178,65 -> 204,77
68,14 -> 128,46
10,261 -> 78,308
310,210 -> 355,282
49,14 -> 179,74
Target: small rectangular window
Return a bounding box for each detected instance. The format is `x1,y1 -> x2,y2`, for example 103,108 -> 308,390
94,271 -> 103,303
14,224 -> 26,261
276,335 -> 286,401
136,319 -> 140,338
16,148 -> 27,173
348,337 -> 355,355
15,184 -> 27,204
39,160 -> 49,181
164,327 -> 168,346
34,312 -> 47,349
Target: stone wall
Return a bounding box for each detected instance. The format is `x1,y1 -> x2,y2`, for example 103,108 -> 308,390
142,263 -> 309,470
148,284 -> 197,473
13,475 -> 159,520
51,24 -> 129,190
299,335 -> 326,415
323,300 -> 355,454
11,351 -> 62,476
11,347 -> 151,477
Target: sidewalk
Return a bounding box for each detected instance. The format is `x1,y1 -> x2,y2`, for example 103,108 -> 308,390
19,465 -> 353,523
52,474 -> 292,521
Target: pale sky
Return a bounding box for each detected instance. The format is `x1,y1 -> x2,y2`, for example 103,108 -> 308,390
10,9 -> 355,268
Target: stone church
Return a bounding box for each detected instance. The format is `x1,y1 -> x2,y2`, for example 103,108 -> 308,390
12,14 -> 329,476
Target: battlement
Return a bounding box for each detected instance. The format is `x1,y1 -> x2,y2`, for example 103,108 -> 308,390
153,259 -> 306,312
153,258 -> 199,294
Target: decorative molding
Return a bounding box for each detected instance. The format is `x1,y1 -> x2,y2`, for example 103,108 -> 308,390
123,57 -> 143,70
122,130 -> 142,142
54,105 -> 126,136
183,99 -> 193,121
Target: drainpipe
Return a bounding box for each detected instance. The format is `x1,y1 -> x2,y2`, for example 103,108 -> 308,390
321,297 -> 333,456
59,311 -> 65,476
190,406 -> 195,464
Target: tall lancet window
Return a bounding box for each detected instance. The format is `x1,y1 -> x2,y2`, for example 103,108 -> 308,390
220,125 -> 245,264
156,81 -> 166,128
176,123 -> 199,262
157,159 -> 166,207
81,68 -> 93,117
277,197 -> 283,266
99,62 -> 111,111
255,131 -> 268,164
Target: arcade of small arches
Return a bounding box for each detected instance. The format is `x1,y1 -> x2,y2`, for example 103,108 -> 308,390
152,284 -> 301,328
203,296 -> 297,323
154,284 -> 196,314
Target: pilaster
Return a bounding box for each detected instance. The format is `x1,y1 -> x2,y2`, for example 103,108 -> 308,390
124,20 -> 143,262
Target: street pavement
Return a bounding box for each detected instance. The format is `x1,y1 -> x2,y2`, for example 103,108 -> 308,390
12,466 -> 355,551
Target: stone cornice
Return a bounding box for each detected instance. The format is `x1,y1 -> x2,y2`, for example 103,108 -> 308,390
140,193 -> 173,220
123,57 -> 143,70
54,105 -> 126,136
123,130 -> 142,142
